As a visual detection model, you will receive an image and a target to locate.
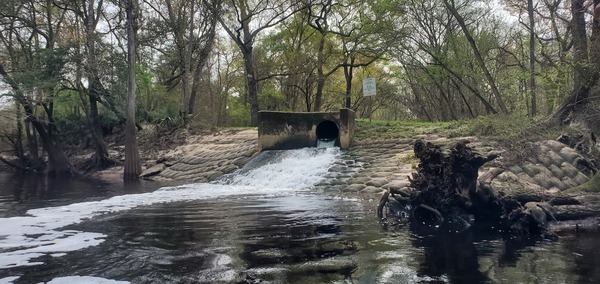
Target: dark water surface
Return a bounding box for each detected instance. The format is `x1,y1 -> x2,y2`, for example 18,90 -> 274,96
0,171 -> 174,218
0,170 -> 599,283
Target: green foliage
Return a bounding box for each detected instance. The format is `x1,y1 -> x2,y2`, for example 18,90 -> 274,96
52,90 -> 81,118
14,47 -> 69,91
0,105 -> 17,152
227,95 -> 252,127
0,0 -> 589,148
54,111 -> 123,146
147,105 -> 182,126
258,84 -> 286,111
54,113 -> 90,146
135,64 -> 178,123
102,51 -> 128,116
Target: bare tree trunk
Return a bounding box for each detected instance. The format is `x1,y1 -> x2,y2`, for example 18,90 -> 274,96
422,49 -> 498,115
406,74 -> 433,122
571,0 -> 589,88
589,0 -> 600,82
25,121 -> 39,161
181,0 -> 195,125
451,79 -> 475,118
212,0 -> 301,124
123,0 -> 142,180
235,0 -> 260,126
242,48 -> 260,126
15,100 -> 25,161
188,24 -> 217,115
314,36 -> 326,111
343,59 -> 354,109
189,63 -> 203,119
83,0 -> 114,170
85,82 -> 115,169
444,0 -> 509,114
528,0 -> 537,116
551,0 -> 598,123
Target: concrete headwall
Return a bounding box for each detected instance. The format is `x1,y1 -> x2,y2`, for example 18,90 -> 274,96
258,109 -> 355,151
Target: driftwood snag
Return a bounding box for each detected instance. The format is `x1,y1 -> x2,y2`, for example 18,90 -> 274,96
378,139 -> 557,240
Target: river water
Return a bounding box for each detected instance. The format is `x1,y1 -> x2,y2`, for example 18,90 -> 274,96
0,148 -> 599,283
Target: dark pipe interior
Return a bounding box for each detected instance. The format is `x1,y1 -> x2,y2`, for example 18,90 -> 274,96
316,120 -> 339,141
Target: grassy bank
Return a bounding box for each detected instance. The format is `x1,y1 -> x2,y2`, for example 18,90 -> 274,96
354,119 -> 451,140
354,114 -> 565,143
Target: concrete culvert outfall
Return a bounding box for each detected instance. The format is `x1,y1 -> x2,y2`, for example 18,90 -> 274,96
257,109 -> 354,150
316,120 -> 340,142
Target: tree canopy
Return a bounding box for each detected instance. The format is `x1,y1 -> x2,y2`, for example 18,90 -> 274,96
1,0 -> 599,175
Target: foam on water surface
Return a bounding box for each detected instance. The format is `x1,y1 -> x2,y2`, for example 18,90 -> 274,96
0,147 -> 341,270
45,276 -> 130,284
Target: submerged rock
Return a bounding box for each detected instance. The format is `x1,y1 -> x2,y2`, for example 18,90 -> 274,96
291,256 -> 358,275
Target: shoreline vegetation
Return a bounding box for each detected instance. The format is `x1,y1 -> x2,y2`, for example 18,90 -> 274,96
0,114 -> 597,181
1,0 -> 599,190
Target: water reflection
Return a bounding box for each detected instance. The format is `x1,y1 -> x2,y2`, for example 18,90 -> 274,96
411,230 -> 490,283
560,232 -> 600,283
0,172 -> 174,217
381,220 -> 600,284
3,194 -> 367,283
1,173 -> 600,283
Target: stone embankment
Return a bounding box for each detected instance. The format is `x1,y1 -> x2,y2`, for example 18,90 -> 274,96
315,135 -> 498,195
143,129 -> 259,182
145,129 -> 599,221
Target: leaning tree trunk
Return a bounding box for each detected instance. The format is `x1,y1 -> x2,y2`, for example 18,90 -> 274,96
25,113 -> 72,176
39,127 -> 74,176
444,0 -> 509,114
85,82 -> 116,170
0,64 -> 74,176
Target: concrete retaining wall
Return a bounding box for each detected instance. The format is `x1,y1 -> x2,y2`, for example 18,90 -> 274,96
258,109 -> 355,151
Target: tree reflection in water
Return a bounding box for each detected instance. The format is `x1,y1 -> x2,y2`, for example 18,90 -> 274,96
561,232 -> 600,283
409,224 -> 490,284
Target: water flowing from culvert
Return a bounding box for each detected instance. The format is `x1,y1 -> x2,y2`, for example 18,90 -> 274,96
316,138 -> 336,148
220,147 -> 340,189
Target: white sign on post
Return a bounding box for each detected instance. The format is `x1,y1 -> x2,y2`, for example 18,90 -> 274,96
362,77 -> 376,97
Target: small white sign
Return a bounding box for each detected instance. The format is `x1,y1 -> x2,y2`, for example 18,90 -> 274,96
362,77 -> 376,97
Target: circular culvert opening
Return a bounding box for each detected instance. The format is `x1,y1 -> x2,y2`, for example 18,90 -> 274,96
316,120 -> 339,141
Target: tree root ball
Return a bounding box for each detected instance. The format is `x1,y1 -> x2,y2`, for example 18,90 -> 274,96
378,139 -> 557,241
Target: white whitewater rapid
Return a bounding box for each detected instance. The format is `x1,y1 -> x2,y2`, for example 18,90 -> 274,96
0,147 -> 340,282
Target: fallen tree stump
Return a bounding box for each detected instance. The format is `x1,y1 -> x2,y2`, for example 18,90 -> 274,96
378,140 -> 558,240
